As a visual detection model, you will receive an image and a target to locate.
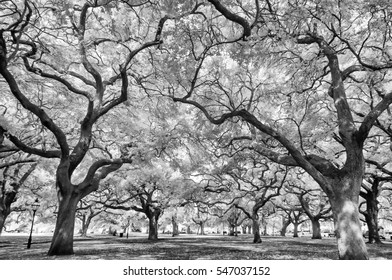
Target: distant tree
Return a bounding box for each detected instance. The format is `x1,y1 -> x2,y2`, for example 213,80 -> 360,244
0,161 -> 36,234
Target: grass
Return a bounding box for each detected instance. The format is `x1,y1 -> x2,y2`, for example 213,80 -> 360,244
1,233 -> 392,260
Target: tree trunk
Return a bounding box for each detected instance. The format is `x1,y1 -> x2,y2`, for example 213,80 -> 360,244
252,218 -> 262,243
280,218 -> 291,237
0,193 -> 14,235
247,225 -> 252,234
81,215 -> 92,237
293,223 -> 299,237
186,225 -> 191,234
148,213 -> 159,240
330,196 -> 368,259
172,216 -> 179,237
229,225 -> 236,236
48,193 -> 79,255
242,225 -> 247,234
311,219 -> 322,239
364,195 -> 381,244
0,212 -> 6,235
200,222 -> 205,235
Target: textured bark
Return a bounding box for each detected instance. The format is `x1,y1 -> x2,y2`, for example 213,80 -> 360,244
48,193 -> 80,255
252,219 -> 262,243
148,213 -> 159,240
331,197 -> 368,259
324,142 -> 368,259
361,178 -> 382,244
364,200 -> 381,244
311,219 -> 322,239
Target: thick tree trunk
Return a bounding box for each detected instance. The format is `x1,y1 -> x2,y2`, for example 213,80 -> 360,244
311,219 -> 322,239
200,222 -> 205,235
331,196 -> 368,260
252,218 -> 262,243
364,197 -> 381,244
280,218 -> 291,237
172,216 -> 179,237
48,193 -> 79,255
148,214 -> 159,240
186,225 -> 191,234
293,223 -> 299,237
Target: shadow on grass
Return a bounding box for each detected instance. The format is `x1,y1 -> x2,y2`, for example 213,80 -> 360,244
2,234 -> 392,260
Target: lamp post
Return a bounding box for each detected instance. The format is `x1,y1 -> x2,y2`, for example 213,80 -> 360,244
27,198 -> 40,249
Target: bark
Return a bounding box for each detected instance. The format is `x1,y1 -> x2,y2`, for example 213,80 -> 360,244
172,216 -> 179,237
330,191 -> 368,260
186,225 -> 191,234
80,214 -> 92,237
0,213 -> 5,235
364,199 -> 381,244
293,223 -> 299,237
311,219 -> 322,239
280,218 -> 291,237
0,199 -> 12,235
199,222 -> 205,235
48,192 -> 80,255
361,178 -> 382,244
148,213 -> 159,240
252,218 -> 262,243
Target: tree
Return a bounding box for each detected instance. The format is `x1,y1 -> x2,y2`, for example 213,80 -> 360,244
359,175 -> 390,244
0,0 -> 169,255
104,165 -> 182,240
297,190 -> 332,239
277,193 -> 307,238
228,161 -> 288,243
191,204 -> 210,236
76,197 -> 106,237
278,208 -> 293,237
226,206 -> 245,236
285,173 -> 332,239
151,0 -> 392,259
0,161 -> 36,234
359,138 -> 392,243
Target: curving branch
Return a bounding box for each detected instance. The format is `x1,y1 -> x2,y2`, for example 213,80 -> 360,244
207,0 -> 252,40
0,127 -> 61,158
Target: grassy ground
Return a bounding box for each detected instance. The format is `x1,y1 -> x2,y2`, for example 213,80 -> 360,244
1,233 -> 392,260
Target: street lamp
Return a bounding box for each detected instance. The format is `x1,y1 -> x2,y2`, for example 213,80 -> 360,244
27,198 -> 40,249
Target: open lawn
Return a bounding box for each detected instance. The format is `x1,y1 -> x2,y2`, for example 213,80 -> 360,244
1,233 -> 392,260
